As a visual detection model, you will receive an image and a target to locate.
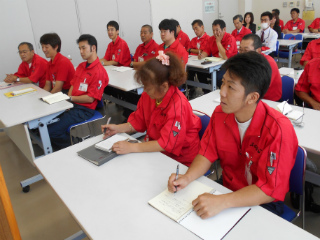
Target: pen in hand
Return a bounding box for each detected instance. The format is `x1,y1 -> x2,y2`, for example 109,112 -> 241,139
175,164 -> 179,193
104,117 -> 112,135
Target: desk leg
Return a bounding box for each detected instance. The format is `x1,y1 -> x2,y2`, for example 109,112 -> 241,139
64,230 -> 86,240
211,71 -> 217,91
38,122 -> 53,155
288,47 -> 293,68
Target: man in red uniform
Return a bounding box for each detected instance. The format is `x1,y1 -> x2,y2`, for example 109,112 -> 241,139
239,34 -> 282,101
272,9 -> 284,30
48,34 -> 109,150
283,8 -> 305,33
295,58 -> 320,110
157,19 -> 188,65
4,42 -> 47,88
101,20 -> 131,67
308,17 -> 320,33
41,33 -> 75,94
231,14 -> 252,44
131,24 -> 159,69
172,19 -> 190,50
187,19 -> 210,56
300,38 -> 320,66
168,51 -> 298,217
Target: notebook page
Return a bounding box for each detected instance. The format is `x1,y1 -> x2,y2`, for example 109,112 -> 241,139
95,135 -> 129,152
42,92 -> 63,101
148,180 -> 214,222
44,93 -> 69,104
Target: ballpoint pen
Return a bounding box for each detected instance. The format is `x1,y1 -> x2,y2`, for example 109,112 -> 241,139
175,164 -> 179,193
104,117 -> 111,134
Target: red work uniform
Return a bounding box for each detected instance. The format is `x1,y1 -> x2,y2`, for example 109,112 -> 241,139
199,102 -> 298,201
133,39 -> 159,62
295,58 -> 320,103
176,30 -> 190,50
300,39 -> 320,65
202,33 -> 238,58
279,19 -> 284,31
283,18 -> 305,33
104,36 -> 131,67
231,26 -> 252,42
262,53 -> 282,101
14,54 -> 47,88
158,39 -> 189,65
308,18 -> 320,31
71,58 -> 109,110
128,85 -> 201,166
46,52 -> 75,91
188,32 -> 210,56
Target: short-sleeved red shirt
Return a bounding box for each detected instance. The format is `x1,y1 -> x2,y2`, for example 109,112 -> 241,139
231,26 -> 252,42
46,52 -> 75,90
133,39 -> 159,62
71,58 -> 109,110
14,54 -> 47,88
199,101 -> 298,201
188,32 -> 210,56
295,58 -> 320,103
128,85 -> 201,166
202,33 -> 238,58
158,39 -> 189,65
279,19 -> 284,31
262,53 -> 282,101
283,18 -> 305,33
308,18 -> 320,30
176,30 -> 190,50
103,36 -> 131,66
300,38 -> 320,65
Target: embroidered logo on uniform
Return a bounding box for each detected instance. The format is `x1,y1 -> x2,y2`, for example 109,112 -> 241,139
173,131 -> 178,137
151,51 -> 155,54
267,166 -> 275,175
98,80 -> 102,89
175,121 -> 181,130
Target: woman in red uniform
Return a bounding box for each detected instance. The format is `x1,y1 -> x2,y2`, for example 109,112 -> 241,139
101,52 -> 201,166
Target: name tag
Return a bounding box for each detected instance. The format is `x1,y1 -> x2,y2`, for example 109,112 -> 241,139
112,54 -> 115,60
138,56 -> 144,62
79,82 -> 88,92
293,26 -> 298,30
52,80 -> 56,87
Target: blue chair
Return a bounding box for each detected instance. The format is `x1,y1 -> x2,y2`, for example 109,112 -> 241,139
280,146 -> 307,229
280,32 -> 284,39
278,34 -> 303,66
280,76 -> 295,104
273,41 -> 279,62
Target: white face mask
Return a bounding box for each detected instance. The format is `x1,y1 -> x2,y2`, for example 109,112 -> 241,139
261,22 -> 269,30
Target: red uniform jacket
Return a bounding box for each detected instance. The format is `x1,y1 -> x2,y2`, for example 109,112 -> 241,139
308,18 -> 320,31
104,36 -> 131,67
283,18 -> 305,33
158,39 -> 189,65
231,27 -> 252,42
176,30 -> 191,50
300,39 -> 320,65
71,58 -> 109,110
188,33 -> 210,56
279,19 -> 284,31
199,102 -> 298,201
133,39 -> 159,62
128,85 -> 201,166
14,54 -> 47,88
202,33 -> 238,58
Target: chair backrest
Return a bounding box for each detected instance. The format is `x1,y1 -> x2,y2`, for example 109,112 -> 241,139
280,76 -> 295,104
289,146 -> 307,195
198,114 -> 210,139
273,40 -> 279,56
280,32 -> 284,39
284,34 -> 303,49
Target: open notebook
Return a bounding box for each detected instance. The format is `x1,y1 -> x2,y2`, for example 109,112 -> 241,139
276,101 -> 303,121
41,92 -> 70,104
149,180 -> 251,240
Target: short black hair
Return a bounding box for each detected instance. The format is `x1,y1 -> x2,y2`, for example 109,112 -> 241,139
107,21 -> 119,31
171,19 -> 180,27
222,51 -> 271,101
159,19 -> 177,37
261,11 -> 273,21
40,33 -> 61,52
291,8 -> 300,14
242,34 -> 262,50
191,19 -> 204,27
233,14 -> 243,22
244,12 -> 254,24
212,19 -> 226,29
272,9 -> 280,16
77,34 -> 98,52
18,42 -> 34,51
142,24 -> 153,33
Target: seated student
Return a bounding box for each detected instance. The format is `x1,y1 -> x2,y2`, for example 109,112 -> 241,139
299,38 -> 320,66
231,14 -> 252,44
100,20 -> 131,67
308,17 -> 320,33
157,19 -> 188,65
41,33 -> 75,94
187,19 -> 210,56
131,24 -> 159,69
295,58 -> 320,110
283,8 -> 305,34
272,9 -> 284,31
48,34 -> 108,150
270,13 -> 282,39
172,19 -> 190,50
168,52 -> 298,217
4,42 -> 47,88
239,34 -> 282,101
101,53 -> 201,166
243,12 -> 256,34
256,12 -> 278,57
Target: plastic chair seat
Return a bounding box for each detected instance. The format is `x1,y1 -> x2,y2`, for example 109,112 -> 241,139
67,110 -> 103,133
278,50 -> 303,58
281,204 -> 297,222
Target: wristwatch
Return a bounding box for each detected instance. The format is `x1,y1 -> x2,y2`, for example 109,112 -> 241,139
130,62 -> 133,68
16,77 -> 20,82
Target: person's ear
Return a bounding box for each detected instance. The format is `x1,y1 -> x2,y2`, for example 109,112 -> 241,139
246,92 -> 260,105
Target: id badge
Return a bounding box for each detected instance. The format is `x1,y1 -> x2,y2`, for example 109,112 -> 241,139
52,80 -> 56,87
197,42 -> 201,49
245,160 -> 253,185
112,54 -> 115,60
293,26 -> 298,30
138,56 -> 144,62
79,82 -> 88,92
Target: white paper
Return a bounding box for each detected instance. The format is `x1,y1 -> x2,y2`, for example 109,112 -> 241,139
12,87 -> 35,95
113,66 -> 133,72
95,135 -> 129,152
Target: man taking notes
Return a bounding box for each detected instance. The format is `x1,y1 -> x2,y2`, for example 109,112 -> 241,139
41,33 -> 75,94
168,52 -> 298,217
4,42 -> 47,88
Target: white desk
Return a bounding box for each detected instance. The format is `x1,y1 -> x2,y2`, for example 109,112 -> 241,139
278,39 -> 303,68
279,67 -> 304,84
285,33 -> 320,39
186,56 -> 225,91
34,134 -> 318,240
